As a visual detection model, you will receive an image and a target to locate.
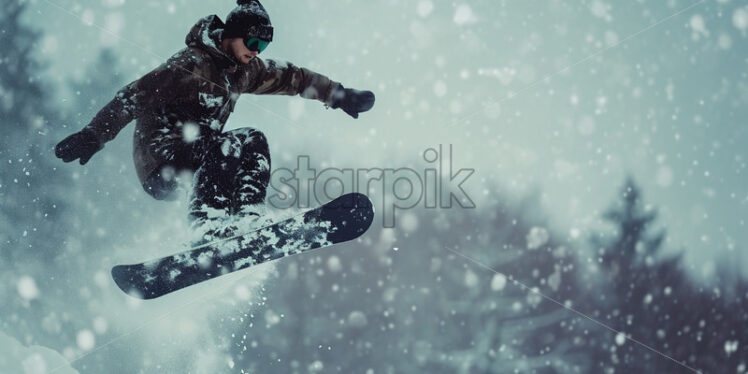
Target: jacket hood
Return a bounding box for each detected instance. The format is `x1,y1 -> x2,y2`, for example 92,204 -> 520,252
185,15 -> 237,68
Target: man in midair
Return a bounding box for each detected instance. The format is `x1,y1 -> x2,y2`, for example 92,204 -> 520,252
55,0 -> 375,243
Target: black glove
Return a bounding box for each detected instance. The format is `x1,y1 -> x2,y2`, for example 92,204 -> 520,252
331,84 -> 375,119
55,129 -> 103,165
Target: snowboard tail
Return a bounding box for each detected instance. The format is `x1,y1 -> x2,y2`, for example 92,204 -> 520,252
112,193 -> 374,299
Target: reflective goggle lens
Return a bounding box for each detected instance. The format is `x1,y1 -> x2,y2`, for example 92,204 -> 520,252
245,37 -> 270,53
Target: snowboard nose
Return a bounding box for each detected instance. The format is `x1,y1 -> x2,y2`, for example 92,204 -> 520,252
314,193 -> 374,243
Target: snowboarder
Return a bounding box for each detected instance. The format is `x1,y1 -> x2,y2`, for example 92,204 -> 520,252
54,0 -> 375,243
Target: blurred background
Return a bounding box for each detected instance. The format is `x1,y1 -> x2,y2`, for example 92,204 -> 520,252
1,0 -> 746,372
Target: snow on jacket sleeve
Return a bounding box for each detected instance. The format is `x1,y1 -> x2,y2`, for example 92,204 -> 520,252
246,58 -> 341,105
83,57 -> 193,144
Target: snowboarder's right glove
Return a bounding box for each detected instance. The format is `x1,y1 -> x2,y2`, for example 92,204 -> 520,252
330,84 -> 375,119
55,129 -> 103,165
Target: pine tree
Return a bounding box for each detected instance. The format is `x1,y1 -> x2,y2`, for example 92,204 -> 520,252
585,178 -> 681,371
0,0 -> 69,270
585,177 -> 748,373
0,0 -> 64,255
0,0 -> 75,348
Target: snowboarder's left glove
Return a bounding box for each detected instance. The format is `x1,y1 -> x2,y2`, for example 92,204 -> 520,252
55,129 -> 103,165
331,84 -> 375,119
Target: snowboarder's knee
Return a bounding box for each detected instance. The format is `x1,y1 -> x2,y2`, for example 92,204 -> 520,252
229,127 -> 268,148
249,129 -> 268,147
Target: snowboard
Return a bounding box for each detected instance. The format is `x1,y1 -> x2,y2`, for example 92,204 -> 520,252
111,193 -> 374,299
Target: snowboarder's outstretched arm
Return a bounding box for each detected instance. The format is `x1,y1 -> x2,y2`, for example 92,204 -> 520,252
55,59 -> 187,165
247,58 -> 375,119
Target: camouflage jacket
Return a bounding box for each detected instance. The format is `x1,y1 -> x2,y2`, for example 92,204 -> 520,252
84,15 -> 340,185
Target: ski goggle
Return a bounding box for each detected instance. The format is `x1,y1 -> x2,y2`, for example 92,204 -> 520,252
244,37 -> 270,53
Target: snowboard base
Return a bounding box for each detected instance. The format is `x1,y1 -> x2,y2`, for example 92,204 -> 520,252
112,193 -> 374,299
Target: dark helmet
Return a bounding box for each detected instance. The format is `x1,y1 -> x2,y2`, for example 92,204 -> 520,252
223,0 -> 273,41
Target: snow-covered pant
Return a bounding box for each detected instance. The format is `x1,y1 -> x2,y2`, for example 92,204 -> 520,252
143,127 -> 271,225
